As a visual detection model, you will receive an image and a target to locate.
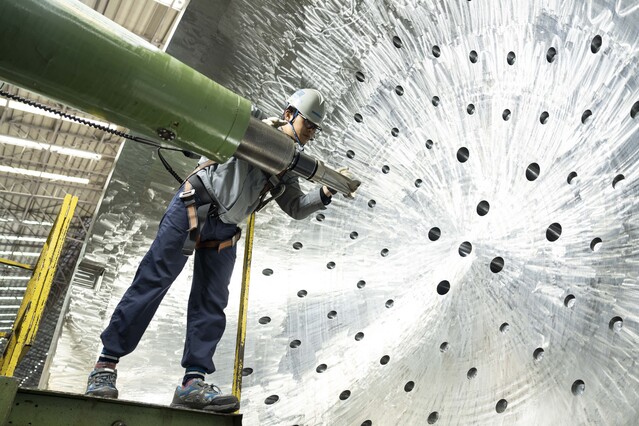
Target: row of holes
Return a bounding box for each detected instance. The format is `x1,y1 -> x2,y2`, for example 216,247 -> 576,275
349,105 -> 638,135
386,34 -> 603,62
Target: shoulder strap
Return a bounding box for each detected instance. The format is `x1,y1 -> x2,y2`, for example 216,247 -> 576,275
182,159 -> 217,184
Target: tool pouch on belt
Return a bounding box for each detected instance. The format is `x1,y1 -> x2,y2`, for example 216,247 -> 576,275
179,160 -> 237,256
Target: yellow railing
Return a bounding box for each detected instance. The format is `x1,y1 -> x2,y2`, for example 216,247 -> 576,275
231,212 -> 255,409
0,194 -> 78,376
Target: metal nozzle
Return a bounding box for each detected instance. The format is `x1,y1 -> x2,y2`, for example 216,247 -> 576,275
234,117 -> 361,196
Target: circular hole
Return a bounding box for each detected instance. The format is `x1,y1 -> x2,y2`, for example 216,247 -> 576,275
490,257 -> 505,273
581,110 -> 592,124
437,280 -> 451,295
297,290 -> 308,298
415,179 -> 423,187
258,316 -> 271,325
289,339 -> 301,348
609,316 -> 623,332
547,47 -> 557,63
392,35 -> 403,48
546,223 -> 562,242
507,51 -> 516,65
467,367 -> 478,379
368,199 -> 376,208
439,342 -> 449,352
496,399 -> 508,413
265,395 -> 279,405
316,364 -> 327,373
564,294 -> 576,308
242,367 -> 253,376
327,261 -> 336,269
432,96 -> 440,107
526,163 -> 540,181
459,241 -> 472,257
571,380 -> 585,396
567,171 -> 578,184
467,104 -> 475,115
354,113 -> 363,123
355,332 -> 365,341
350,231 -> 359,240
477,200 -> 490,216
469,50 -> 478,63
385,299 -> 394,308
457,147 -> 469,163
339,390 -> 351,400
327,310 -> 337,319
612,174 -> 625,189
591,35 -> 602,53
357,280 -> 366,289
382,165 -> 390,174
355,71 -> 366,82
533,348 -> 545,361
428,227 -> 441,241
262,268 -> 273,276
316,213 -> 325,222
425,139 -> 434,149
404,381 -> 415,392
502,109 -> 511,121
346,150 -> 356,159
380,248 -> 389,257
590,238 -> 602,252
427,412 -> 440,424
631,101 -> 639,119
500,322 -> 510,333
361,421 -> 372,426
293,241 -> 303,250
540,111 -> 549,124
391,127 -> 400,137
432,45 -> 441,57
395,85 -> 404,96
380,355 -> 390,365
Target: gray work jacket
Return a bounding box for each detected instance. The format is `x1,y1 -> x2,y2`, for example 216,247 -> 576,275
195,157 -> 328,224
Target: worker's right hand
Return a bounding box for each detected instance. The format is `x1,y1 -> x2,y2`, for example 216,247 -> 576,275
262,116 -> 288,128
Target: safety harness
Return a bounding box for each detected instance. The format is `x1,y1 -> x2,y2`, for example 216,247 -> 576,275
179,161 -> 286,256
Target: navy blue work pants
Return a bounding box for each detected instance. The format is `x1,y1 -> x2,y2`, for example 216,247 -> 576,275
100,188 -> 238,374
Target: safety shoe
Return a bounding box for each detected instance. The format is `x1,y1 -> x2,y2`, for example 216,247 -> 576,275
85,368 -> 118,398
170,379 -> 239,413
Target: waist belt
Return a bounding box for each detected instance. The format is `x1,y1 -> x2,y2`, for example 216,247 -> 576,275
195,228 -> 242,252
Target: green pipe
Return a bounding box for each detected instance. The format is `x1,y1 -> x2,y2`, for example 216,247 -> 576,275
0,0 -> 250,162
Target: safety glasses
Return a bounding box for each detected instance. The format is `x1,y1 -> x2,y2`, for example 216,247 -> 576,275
298,112 -> 321,132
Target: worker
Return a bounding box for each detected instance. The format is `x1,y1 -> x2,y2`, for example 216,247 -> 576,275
84,89 -> 356,412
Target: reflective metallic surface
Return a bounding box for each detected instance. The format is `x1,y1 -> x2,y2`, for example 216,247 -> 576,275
47,0 -> 639,425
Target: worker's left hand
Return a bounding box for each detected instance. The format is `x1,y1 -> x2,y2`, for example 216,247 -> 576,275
262,116 -> 288,128
327,167 -> 360,199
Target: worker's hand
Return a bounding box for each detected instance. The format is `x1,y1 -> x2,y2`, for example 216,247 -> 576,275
262,116 -> 288,128
328,167 -> 360,199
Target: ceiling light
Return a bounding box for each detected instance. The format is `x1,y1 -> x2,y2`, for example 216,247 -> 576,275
0,252 -> 40,257
22,220 -> 54,226
0,287 -> 27,291
0,98 -> 118,130
0,276 -> 30,280
0,235 -> 46,242
0,165 -> 90,184
0,134 -> 101,160
0,305 -> 20,310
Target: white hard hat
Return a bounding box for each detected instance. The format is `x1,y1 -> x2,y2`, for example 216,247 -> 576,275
286,88 -> 326,126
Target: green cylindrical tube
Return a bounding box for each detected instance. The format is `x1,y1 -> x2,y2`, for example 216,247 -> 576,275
0,0 -> 251,162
